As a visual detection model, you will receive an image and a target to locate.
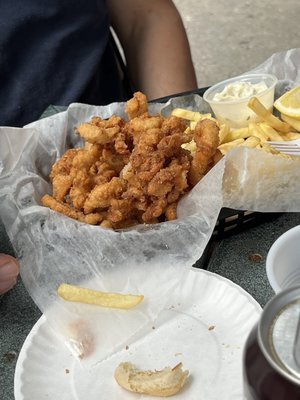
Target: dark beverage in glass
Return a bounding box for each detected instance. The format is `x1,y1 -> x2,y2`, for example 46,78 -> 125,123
243,286 -> 300,399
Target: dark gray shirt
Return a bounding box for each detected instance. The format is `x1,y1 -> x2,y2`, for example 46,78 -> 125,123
0,0 -> 126,127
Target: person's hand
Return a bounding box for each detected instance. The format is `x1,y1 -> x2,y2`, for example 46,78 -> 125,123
0,254 -> 20,295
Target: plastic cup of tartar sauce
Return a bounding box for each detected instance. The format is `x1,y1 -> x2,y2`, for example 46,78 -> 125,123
203,73 -> 278,128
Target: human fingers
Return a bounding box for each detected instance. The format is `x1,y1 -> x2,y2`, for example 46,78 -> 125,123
0,254 -> 20,295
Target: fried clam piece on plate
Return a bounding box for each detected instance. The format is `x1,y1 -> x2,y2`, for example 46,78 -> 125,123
188,118 -> 220,187
114,362 -> 189,397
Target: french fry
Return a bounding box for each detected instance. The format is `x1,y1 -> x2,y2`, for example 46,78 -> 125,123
248,122 -> 269,143
219,123 -> 230,144
171,108 -> 202,122
259,123 -> 285,141
221,127 -> 249,143
248,97 -> 292,133
284,131 -> 300,140
57,283 -> 144,309
189,120 -> 198,130
171,108 -> 216,128
182,139 -> 196,154
218,138 -> 245,154
240,136 -> 260,148
281,114 -> 300,132
176,89 -> 300,163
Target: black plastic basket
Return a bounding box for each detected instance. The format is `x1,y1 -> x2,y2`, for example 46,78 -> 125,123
214,208 -> 280,239
194,208 -> 281,269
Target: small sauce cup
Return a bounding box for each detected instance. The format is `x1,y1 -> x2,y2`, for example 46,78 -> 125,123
203,73 -> 278,128
266,225 -> 300,293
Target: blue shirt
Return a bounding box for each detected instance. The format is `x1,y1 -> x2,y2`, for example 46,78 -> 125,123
0,0 -> 126,126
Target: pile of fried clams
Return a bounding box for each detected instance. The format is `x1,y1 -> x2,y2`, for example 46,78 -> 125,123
42,92 -> 220,229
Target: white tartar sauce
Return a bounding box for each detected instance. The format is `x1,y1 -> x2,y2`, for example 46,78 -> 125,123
212,81 -> 268,102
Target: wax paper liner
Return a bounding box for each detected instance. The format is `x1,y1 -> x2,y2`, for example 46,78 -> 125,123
0,95 -> 224,366
1,48 -> 300,366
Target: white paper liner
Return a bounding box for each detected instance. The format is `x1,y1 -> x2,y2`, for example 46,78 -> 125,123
1,48 -> 300,365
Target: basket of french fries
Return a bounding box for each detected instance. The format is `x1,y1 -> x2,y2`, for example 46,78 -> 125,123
1,48 -> 300,372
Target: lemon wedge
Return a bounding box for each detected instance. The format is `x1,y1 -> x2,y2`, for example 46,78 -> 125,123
274,85 -> 300,118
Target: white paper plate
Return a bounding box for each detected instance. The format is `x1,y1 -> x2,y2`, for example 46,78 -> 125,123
14,269 -> 261,400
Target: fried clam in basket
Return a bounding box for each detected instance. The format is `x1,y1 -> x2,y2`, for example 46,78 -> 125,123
41,92 -> 220,229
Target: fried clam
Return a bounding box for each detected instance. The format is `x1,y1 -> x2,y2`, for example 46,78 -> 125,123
114,362 -> 189,397
68,144 -> 103,210
42,91 -> 220,229
50,148 -> 79,202
188,118 -> 220,187
77,115 -> 125,145
83,177 -> 127,214
41,194 -> 104,225
125,91 -> 148,120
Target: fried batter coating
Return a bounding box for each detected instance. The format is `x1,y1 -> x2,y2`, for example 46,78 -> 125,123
142,197 -> 168,223
165,202 -> 177,221
50,149 -> 79,178
43,92 -> 219,228
189,119 -> 220,187
126,114 -> 164,145
123,114 -> 191,222
41,194 -> 103,225
147,161 -> 189,198
77,116 -> 124,144
83,177 -> 127,214
107,198 -> 136,223
101,147 -> 128,174
130,151 -> 165,183
114,131 -> 133,155
50,149 -> 79,201
68,145 -> 103,210
125,91 -> 148,120
157,134 -> 188,158
52,175 -> 73,202
161,115 -> 188,136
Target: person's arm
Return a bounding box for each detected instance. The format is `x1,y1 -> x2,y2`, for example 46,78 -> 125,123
106,0 -> 198,100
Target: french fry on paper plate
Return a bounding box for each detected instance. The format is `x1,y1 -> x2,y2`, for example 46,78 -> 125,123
57,283 -> 144,309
